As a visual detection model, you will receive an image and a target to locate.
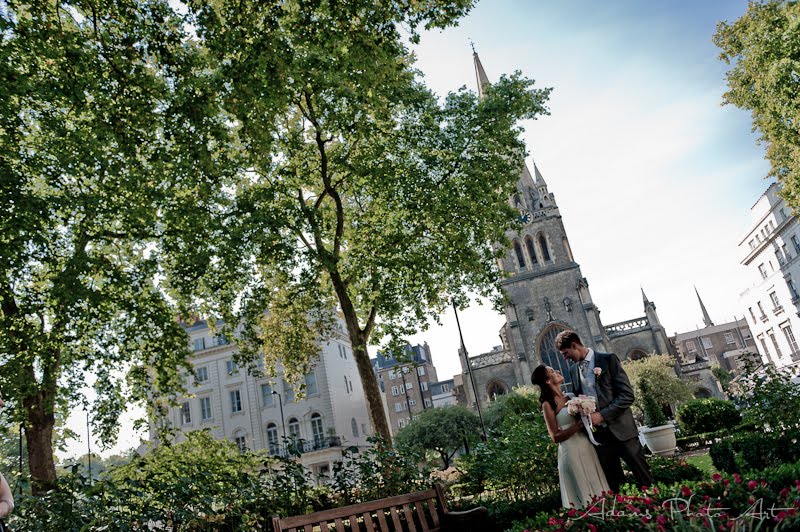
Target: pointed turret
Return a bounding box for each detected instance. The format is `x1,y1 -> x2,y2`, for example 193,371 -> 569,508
533,162 -> 548,187
473,50 -> 490,99
641,287 -> 650,309
695,286 -> 714,327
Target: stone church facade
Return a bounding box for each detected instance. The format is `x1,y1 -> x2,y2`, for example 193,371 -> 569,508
460,54 -> 674,412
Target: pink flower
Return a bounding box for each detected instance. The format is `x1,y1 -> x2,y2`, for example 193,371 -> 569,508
681,486 -> 692,497
587,524 -> 598,532
748,480 -> 758,490
593,367 -> 602,376
712,473 -> 722,482
657,514 -> 668,525
723,478 -> 730,487
733,473 -> 742,484
780,488 -> 790,498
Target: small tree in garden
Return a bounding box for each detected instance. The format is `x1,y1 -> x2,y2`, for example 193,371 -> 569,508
677,398 -> 741,436
640,378 -> 668,427
622,354 -> 694,420
395,406 -> 481,470
482,385 -> 540,434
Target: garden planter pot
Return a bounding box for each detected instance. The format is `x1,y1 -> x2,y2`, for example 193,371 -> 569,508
639,424 -> 677,456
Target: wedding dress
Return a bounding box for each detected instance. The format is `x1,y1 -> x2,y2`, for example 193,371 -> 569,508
555,400 -> 609,508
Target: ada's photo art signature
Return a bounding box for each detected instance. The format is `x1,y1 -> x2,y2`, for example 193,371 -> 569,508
575,493 -> 794,527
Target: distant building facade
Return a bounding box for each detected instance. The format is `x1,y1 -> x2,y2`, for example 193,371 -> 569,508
459,53 -> 675,414
371,343 -> 439,436
149,319 -> 372,482
739,183 -> 800,370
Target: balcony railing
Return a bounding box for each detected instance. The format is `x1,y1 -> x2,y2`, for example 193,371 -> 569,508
267,436 -> 342,457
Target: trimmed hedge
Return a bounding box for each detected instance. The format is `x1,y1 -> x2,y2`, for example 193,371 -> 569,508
710,429 -> 800,473
677,398 -> 741,436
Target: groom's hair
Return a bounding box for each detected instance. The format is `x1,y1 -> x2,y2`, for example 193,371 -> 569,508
555,330 -> 582,350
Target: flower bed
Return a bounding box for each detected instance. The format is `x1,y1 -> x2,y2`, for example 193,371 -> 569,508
508,461 -> 800,531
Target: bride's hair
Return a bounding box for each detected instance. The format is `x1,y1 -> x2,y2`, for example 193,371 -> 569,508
531,364 -> 557,412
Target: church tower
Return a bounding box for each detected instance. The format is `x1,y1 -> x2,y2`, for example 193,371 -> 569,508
471,52 -> 608,391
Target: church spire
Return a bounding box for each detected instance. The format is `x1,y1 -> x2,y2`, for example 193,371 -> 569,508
695,286 -> 714,327
641,287 -> 650,308
533,161 -> 548,187
473,49 -> 490,99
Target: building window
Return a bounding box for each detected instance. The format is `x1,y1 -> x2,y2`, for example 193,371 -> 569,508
180,402 -> 191,425
782,325 -> 800,359
759,264 -> 768,280
305,373 -> 318,396
783,244 -> 791,261
749,307 -> 756,322
230,389 -> 242,413
420,381 -> 428,391
234,433 -> 247,452
394,402 -> 404,412
311,413 -> 324,447
409,399 -> 416,406
777,249 -> 786,266
398,418 -> 407,429
196,366 -> 209,383
724,332 -> 736,345
539,234 -> 551,261
749,239 -> 756,250
226,360 -> 238,375
793,235 -> 800,254
261,383 -> 274,406
351,417 -> 360,438
338,344 -> 347,359
686,340 -> 697,353
789,278 -> 800,300
193,338 -> 206,351
701,337 -> 713,350
389,372 -> 396,380
391,386 -> 400,396
757,301 -> 767,319
283,380 -> 295,402
513,240 -> 526,269
441,383 -> 450,393
416,366 -> 425,376
770,291 -> 781,310
344,376 -> 351,393
288,418 -> 301,439
525,236 -> 538,265
216,334 -> 229,346
405,381 -> 412,390
424,399 -> 432,408
200,397 -> 212,420
266,423 -> 279,454
768,329 -> 783,358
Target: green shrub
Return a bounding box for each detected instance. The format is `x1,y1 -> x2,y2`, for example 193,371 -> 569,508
709,429 -> 800,474
710,437 -> 739,473
676,398 -> 741,436
450,490 -> 560,532
647,456 -> 704,485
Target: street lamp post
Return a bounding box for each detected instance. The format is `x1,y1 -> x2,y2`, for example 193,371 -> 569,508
453,301 -> 487,440
271,390 -> 287,442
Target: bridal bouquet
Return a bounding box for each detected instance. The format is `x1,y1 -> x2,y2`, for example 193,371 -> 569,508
565,395 -> 600,446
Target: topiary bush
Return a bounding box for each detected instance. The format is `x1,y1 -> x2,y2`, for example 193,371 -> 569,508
677,398 -> 741,436
710,429 -> 800,474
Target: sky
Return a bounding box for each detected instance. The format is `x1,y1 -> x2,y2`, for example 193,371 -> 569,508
61,0 -> 772,459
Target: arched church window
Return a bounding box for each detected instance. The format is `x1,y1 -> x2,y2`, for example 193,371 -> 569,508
627,349 -> 647,361
539,234 -> 551,261
513,240 -> 526,269
525,236 -> 538,265
486,380 -> 508,401
537,325 -> 574,393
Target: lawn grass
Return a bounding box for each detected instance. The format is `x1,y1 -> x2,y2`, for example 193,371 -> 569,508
684,451 -> 717,476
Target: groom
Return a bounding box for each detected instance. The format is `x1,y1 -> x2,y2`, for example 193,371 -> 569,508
555,330 -> 654,492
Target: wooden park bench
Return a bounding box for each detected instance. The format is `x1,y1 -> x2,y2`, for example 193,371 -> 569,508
271,484 -> 489,532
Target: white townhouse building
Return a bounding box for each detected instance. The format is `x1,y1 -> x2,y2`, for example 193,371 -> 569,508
739,183 -> 800,371
149,319 -> 373,481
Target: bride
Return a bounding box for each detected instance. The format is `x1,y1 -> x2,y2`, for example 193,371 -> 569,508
531,364 -> 609,508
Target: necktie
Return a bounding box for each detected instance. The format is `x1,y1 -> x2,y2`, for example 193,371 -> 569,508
579,360 -> 597,398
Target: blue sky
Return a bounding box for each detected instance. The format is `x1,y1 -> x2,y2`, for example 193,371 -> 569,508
404,0 -> 771,379
63,0 -> 772,458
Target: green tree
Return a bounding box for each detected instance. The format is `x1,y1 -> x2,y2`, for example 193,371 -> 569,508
482,385 -> 540,433
712,364 -> 734,395
395,406 -> 481,470
0,0 -> 231,491
174,0 -> 552,443
622,354 -> 694,419
730,360 -> 800,431
714,0 -> 800,206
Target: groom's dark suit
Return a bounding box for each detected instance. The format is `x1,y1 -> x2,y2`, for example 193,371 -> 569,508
570,351 -> 654,492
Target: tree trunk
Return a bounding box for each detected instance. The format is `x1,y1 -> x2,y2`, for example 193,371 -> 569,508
349,333 -> 392,444
23,392 -> 57,494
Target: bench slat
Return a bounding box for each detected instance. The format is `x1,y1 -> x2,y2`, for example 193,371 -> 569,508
426,498 -> 440,528
414,501 -> 429,531
403,504 -> 418,532
390,506 -> 403,530
362,511 -> 375,532
376,509 -> 389,531
304,525 -> 313,532
334,517 -> 345,532
348,514 -> 359,531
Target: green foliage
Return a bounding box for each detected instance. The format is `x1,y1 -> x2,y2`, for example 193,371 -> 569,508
646,456 -> 704,485
450,491 -> 561,532
710,438 -> 739,474
622,354 -> 693,421
482,385 -> 540,433
457,413 -> 557,502
729,360 -> 800,431
330,436 -> 429,506
711,364 -> 734,395
639,377 -> 668,427
676,398 -> 741,436
710,428 -> 800,474
714,1 -> 800,208
395,405 -> 481,470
